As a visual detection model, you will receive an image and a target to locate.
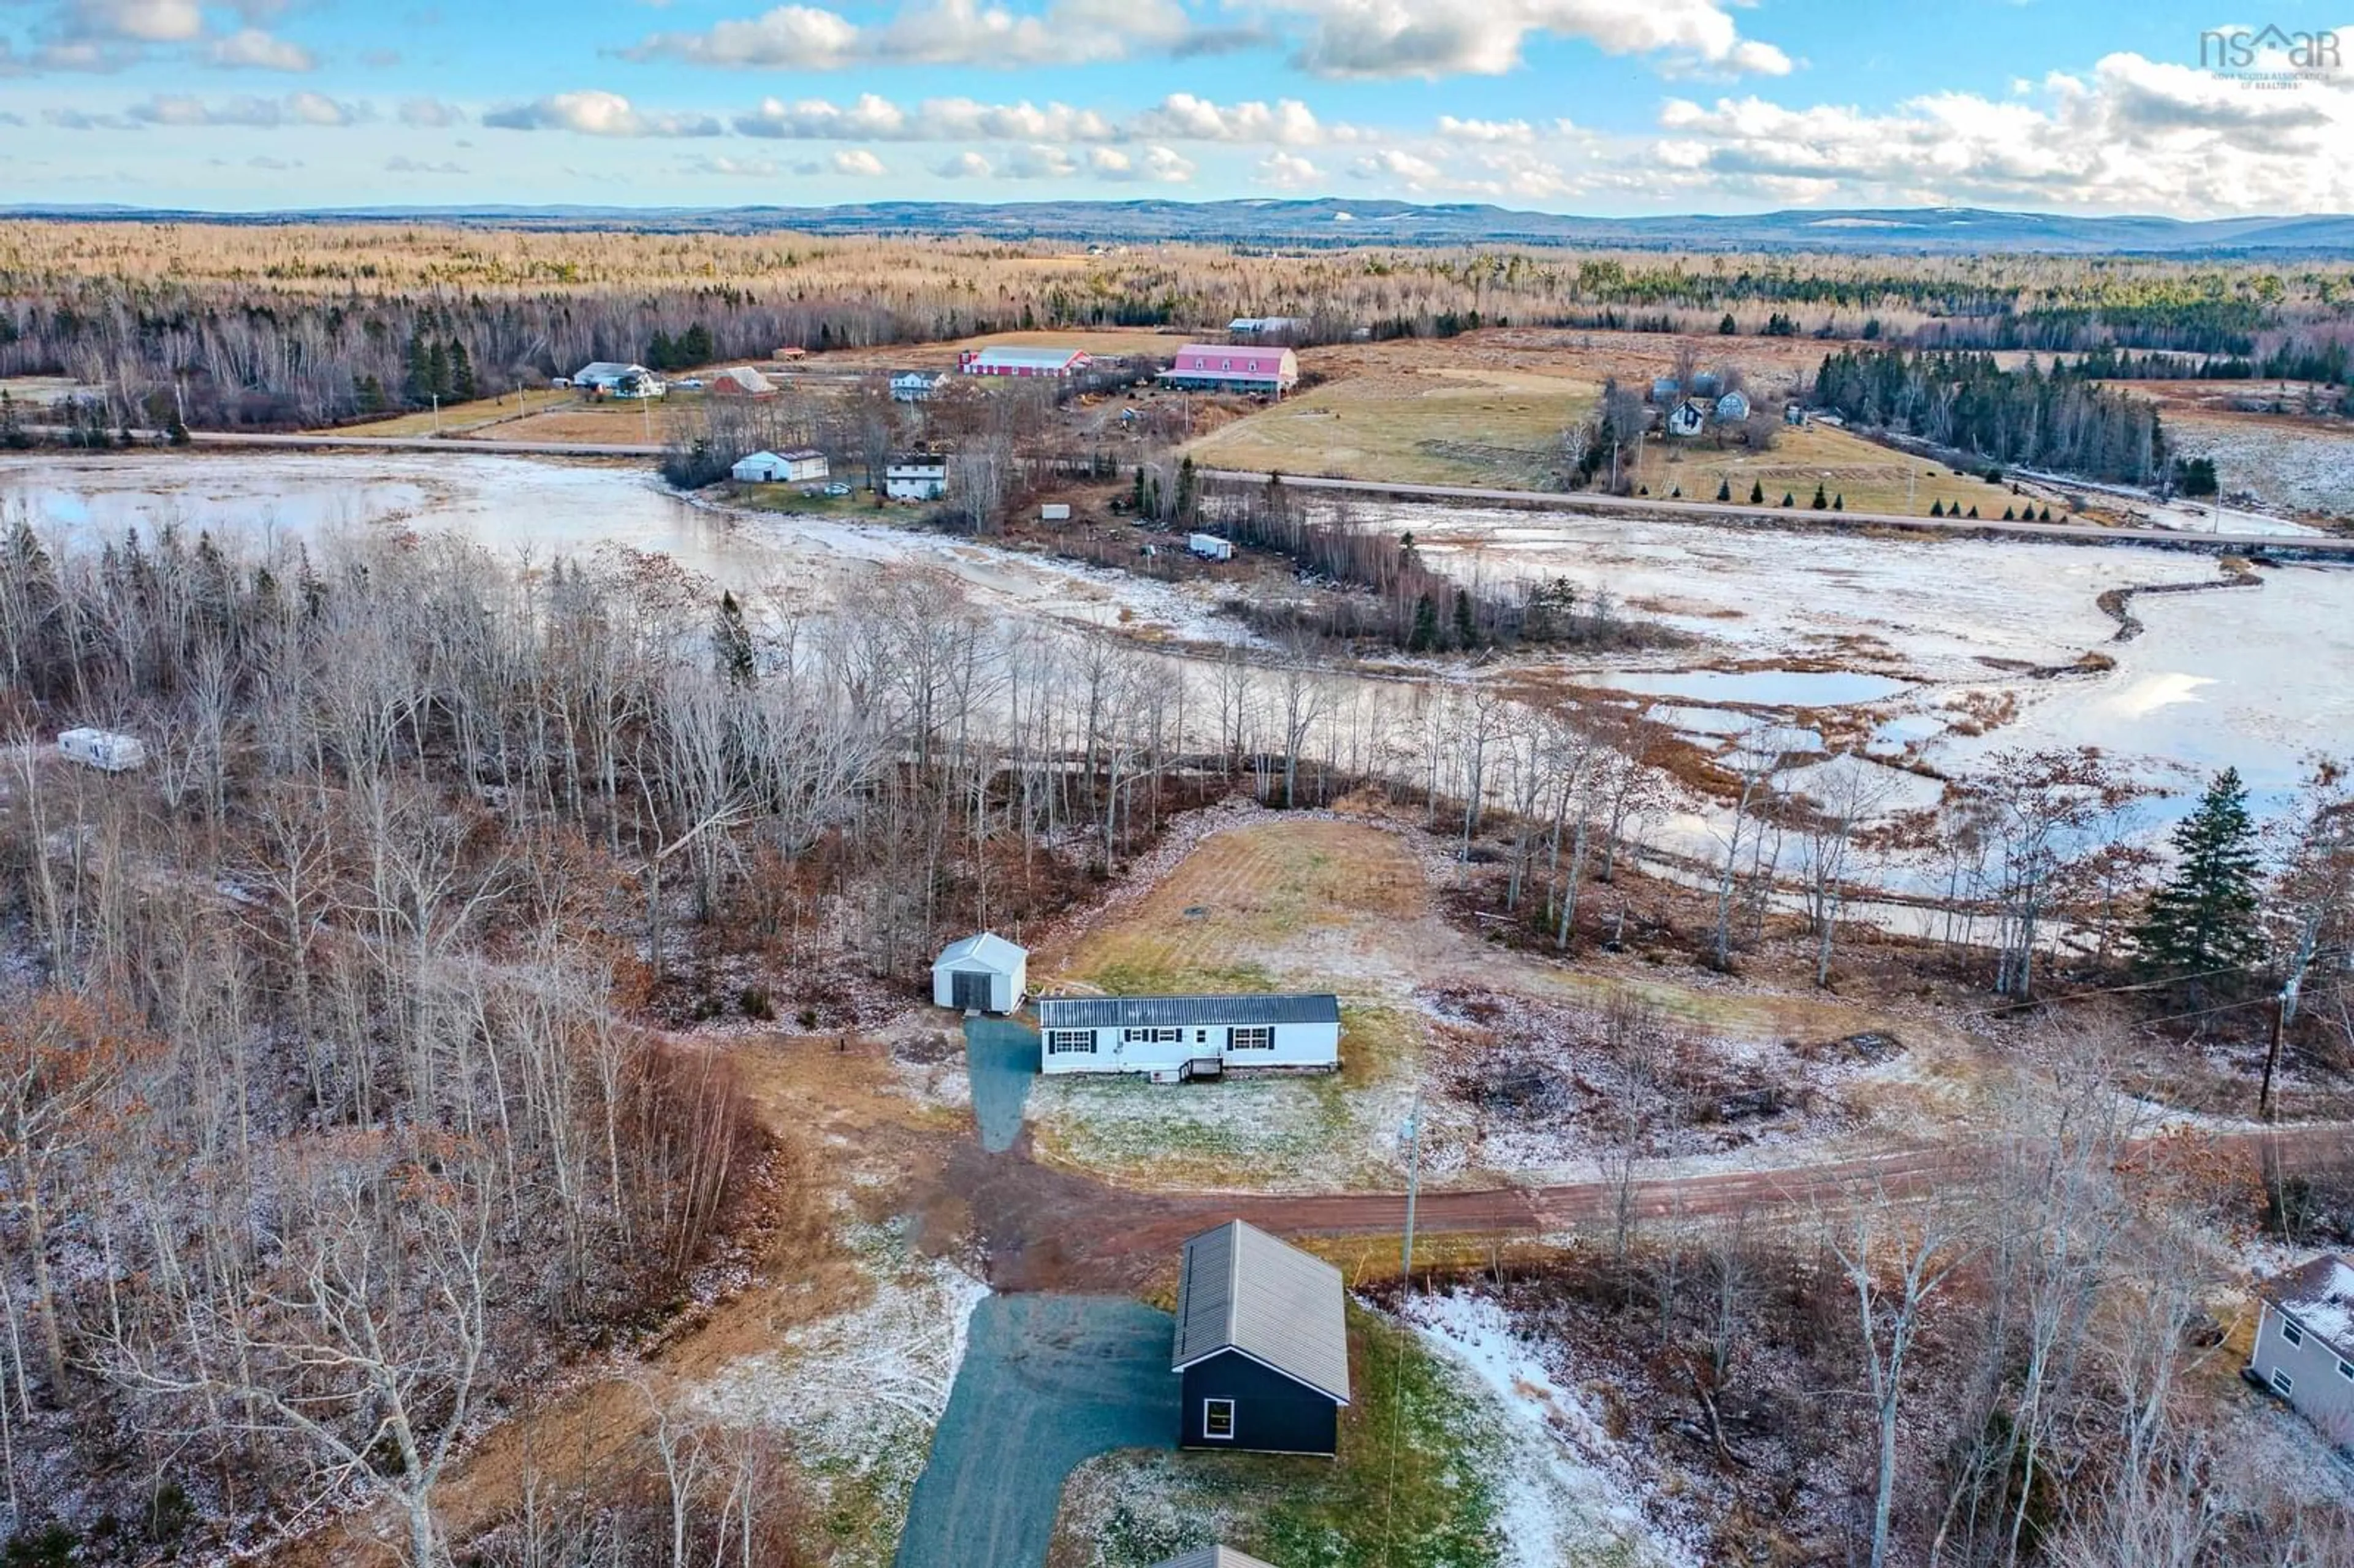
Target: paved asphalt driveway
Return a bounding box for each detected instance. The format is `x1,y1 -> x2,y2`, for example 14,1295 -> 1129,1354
964,1016 -> 1039,1154
894,1294 -> 1178,1567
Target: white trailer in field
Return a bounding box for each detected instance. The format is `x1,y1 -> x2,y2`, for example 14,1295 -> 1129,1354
57,728 -> 145,771
1040,503 -> 1072,522
1037,993 -> 1340,1081
1187,533 -> 1234,561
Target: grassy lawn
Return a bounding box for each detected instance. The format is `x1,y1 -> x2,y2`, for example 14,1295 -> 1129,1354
1186,368 -> 1596,488
1047,1306 -> 1512,1568
308,386 -> 574,436
1633,421 -> 2043,517
727,483 -> 884,519
1027,821 -> 1430,1190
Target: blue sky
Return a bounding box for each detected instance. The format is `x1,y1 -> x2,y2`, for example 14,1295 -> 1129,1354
4,0 -> 2352,213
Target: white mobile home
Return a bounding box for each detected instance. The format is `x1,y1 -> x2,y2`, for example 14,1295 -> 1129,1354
1037,994 -> 1340,1081
932,932 -> 1027,1014
1040,503 -> 1072,522
1187,533 -> 1234,561
56,728 -> 145,772
2248,1255 -> 2354,1447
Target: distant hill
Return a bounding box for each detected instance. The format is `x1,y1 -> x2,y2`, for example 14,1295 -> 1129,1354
8,199 -> 2354,254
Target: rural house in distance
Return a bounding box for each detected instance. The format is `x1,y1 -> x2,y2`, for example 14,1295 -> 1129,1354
1150,1549 -> 1280,1568
1161,345 -> 1300,397
569,361 -> 663,399
886,452 -> 950,501
1173,1220 -> 1350,1456
891,370 -> 946,402
2247,1255 -> 2354,1445
1036,994 -> 1340,1081
731,449 -> 827,484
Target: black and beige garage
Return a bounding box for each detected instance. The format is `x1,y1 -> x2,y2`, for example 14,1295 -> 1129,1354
1171,1219 -> 1351,1456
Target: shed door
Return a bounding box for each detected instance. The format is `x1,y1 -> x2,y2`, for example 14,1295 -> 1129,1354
951,970 -> 991,1011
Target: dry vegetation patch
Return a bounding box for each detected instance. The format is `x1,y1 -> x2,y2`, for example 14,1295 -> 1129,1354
1187,365 -> 1596,487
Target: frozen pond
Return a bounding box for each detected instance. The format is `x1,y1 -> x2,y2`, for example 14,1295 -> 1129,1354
1587,669 -> 1911,707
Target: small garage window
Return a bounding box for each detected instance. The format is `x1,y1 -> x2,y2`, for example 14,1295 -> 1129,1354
1203,1399 -> 1236,1440
2282,1320 -> 2305,1347
2271,1368 -> 2295,1396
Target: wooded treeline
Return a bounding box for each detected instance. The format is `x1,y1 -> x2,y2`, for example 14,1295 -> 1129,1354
1810,348 -> 2169,485
4,221 -> 2350,428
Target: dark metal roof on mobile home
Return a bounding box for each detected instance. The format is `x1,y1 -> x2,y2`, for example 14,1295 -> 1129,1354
1034,994 -> 1339,1030
1171,1219 -> 1350,1405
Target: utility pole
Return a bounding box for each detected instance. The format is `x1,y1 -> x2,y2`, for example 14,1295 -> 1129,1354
431,394 -> 440,436
2259,988 -> 2288,1121
1401,1090 -> 1422,1287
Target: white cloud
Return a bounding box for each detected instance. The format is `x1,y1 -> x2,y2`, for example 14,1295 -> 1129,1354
206,28 -> 316,70
1349,147 -> 1442,187
629,0 -> 1215,69
1089,143 -> 1194,181
1648,48 -> 2354,212
1268,0 -> 1789,79
484,90 -> 723,137
1130,93 -> 1323,143
933,150 -> 994,178
833,148 -> 888,177
735,91 -> 908,139
925,97 -> 1121,142
124,91 -> 359,126
1000,142 -> 1078,178
386,155 -> 467,173
62,0 -> 203,42
1254,150 -> 1322,188
398,97 -> 464,128
1437,114 -> 1534,143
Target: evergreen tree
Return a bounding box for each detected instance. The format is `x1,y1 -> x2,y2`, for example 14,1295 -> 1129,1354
714,591 -> 756,687
2003,505 -> 2016,520
1452,587 -> 1476,648
1715,478 -> 1731,502
1748,479 -> 1764,504
1718,313 -> 1737,335
1780,491 -> 1794,508
448,339 -> 477,400
1175,455 -> 1198,523
1833,495 -> 1844,511
403,330 -> 433,405
2132,768 -> 2263,980
425,340 -> 451,400
649,330 -> 676,371
1810,482 -> 1828,509
1967,504 -> 1979,519
1132,466 -> 1146,514
357,375 -> 387,415
1408,593 -> 1438,653
681,322 -> 714,365
1929,499 -> 1945,517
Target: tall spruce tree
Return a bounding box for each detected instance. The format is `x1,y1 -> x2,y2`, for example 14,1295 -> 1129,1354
2133,767 -> 2263,980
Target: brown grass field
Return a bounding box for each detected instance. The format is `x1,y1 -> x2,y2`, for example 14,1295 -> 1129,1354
1184,363 -> 1596,487
1633,420 -> 2071,517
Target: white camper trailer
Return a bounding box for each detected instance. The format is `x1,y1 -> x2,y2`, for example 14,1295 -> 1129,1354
1188,533 -> 1234,562
1040,503 -> 1072,522
56,728 -> 145,772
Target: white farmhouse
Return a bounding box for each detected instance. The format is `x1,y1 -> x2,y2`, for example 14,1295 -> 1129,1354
573,362 -> 665,399
891,370 -> 946,402
886,453 -> 950,502
57,728 -> 145,771
1664,399 -> 1707,438
1037,994 -> 1340,1081
932,932 -> 1027,1014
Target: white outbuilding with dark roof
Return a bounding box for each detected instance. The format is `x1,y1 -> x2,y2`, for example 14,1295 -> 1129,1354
1173,1219 -> 1350,1455
2247,1253 -> 2354,1444
932,932 -> 1027,1014
1035,993 -> 1340,1079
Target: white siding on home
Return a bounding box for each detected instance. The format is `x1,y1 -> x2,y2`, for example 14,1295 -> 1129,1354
2249,1299 -> 2354,1444
1035,995 -> 1341,1078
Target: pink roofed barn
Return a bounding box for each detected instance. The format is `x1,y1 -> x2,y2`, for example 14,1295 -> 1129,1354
1160,344 -> 1299,396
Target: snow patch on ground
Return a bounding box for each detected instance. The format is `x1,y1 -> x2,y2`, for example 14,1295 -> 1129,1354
1400,1289 -> 1701,1568
692,1232 -> 988,1566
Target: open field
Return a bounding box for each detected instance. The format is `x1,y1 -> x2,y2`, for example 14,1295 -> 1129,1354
1631,419 -> 2066,518
1186,365 -> 1596,487
806,327 -> 1192,372
455,399 -> 694,444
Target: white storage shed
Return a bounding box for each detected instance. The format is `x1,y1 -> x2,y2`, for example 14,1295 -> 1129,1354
1040,503 -> 1072,522
933,933 -> 1028,1014
57,728 -> 145,772
1037,993 -> 1340,1081
1188,533 -> 1234,562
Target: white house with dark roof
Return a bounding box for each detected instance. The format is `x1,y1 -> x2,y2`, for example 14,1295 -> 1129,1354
1035,994 -> 1339,1080
1173,1219 -> 1350,1455
958,345 -> 1091,378
2249,1254 -> 2354,1444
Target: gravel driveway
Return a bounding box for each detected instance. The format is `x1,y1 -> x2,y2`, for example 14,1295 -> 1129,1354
894,1294 -> 1178,1567
964,1016 -> 1039,1153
